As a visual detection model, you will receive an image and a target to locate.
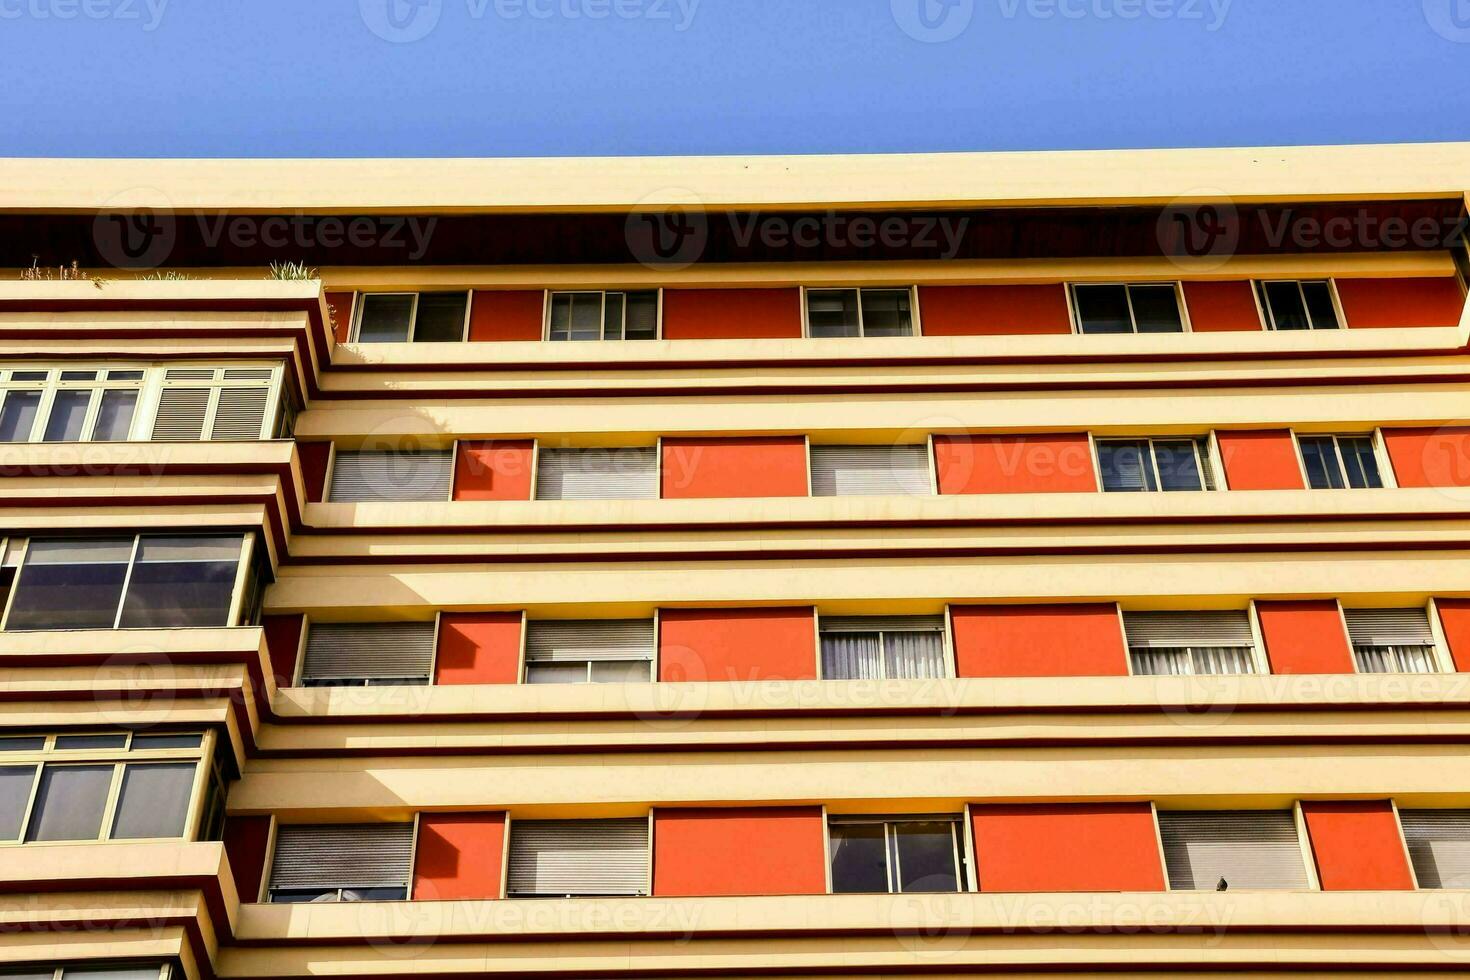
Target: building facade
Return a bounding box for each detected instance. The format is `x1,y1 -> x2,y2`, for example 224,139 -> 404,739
1,143 -> 1470,979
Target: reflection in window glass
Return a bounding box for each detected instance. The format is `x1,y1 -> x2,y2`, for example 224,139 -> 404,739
806,289 -> 861,338
118,536 -> 241,628
92,390 -> 138,440
42,390 -> 91,442
111,762 -> 195,839
893,821 -> 960,892
1299,435 -> 1382,489
25,763 -> 113,841
1072,285 -> 1132,334
859,289 -> 914,337
548,292 -> 605,341
1129,285 -> 1185,333
355,294 -> 415,342
6,538 -> 134,630
1152,439 -> 1204,491
54,734 -> 128,750
829,818 -> 962,894
0,390 -> 41,442
1098,440 -> 1155,492
829,822 -> 889,892
411,291 -> 469,342
0,765 -> 34,839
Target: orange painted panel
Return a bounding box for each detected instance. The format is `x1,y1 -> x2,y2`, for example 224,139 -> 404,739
934,433 -> 1096,494
662,288 -> 802,340
951,604 -> 1128,677
1182,281 -> 1263,332
971,803 -> 1165,893
222,815 -> 272,903
413,812 -> 506,900
454,440 -> 535,501
918,285 -> 1072,336
1217,430 -> 1304,490
653,807 -> 826,897
1302,801 -> 1414,890
1256,600 -> 1354,674
1435,599 -> 1470,672
1382,427 -> 1470,488
434,612 -> 523,685
296,442 -> 332,503
262,614 -> 304,687
468,289 -> 545,341
1337,277 -> 1465,328
659,607 -> 816,682
324,291 -> 354,344
661,436 -> 808,499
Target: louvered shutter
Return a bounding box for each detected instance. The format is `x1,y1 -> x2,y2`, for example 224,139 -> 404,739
151,385 -> 210,441
1158,811 -> 1308,890
820,615 -> 945,633
535,448 -> 657,500
810,445 -> 930,497
329,450 -> 453,502
524,620 -> 655,662
269,823 -> 414,892
507,818 -> 649,896
301,622 -> 436,683
1344,609 -> 1434,647
208,387 -> 270,440
1400,810 -> 1470,889
1123,611 -> 1253,648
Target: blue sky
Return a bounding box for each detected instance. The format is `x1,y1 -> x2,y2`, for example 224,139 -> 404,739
1,0 -> 1466,157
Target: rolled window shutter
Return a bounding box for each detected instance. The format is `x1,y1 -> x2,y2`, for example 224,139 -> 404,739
302,622 -> 437,683
810,445 -> 930,497
1400,810 -> 1470,889
507,818 -> 649,896
535,448 -> 657,500
1158,811 -> 1308,890
151,387 -> 210,441
820,615 -> 945,633
208,387 -> 270,441
1123,611 -> 1253,649
524,620 -> 654,662
1344,608 -> 1434,647
329,450 -> 453,502
269,823 -> 414,891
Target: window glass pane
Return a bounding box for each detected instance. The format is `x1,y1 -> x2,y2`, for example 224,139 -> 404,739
1098,440 -> 1155,492
55,733 -> 128,749
623,291 -> 659,340
1301,281 -> 1340,329
1298,436 -> 1344,489
1264,281 -> 1309,330
1152,440 -> 1204,491
821,633 -> 882,680
119,538 -> 240,628
130,733 -> 203,750
65,970 -> 165,980
111,762 -> 196,839
6,537 -> 133,630
807,289 -> 860,338
91,389 -> 138,441
0,390 -> 42,442
106,369 -> 146,381
1072,285 -> 1132,334
549,292 -> 602,341
343,886 -> 410,901
589,659 -> 653,683
884,631 -> 946,679
1128,285 -> 1184,333
25,763 -> 113,841
860,289 -> 913,337
893,821 -> 959,892
356,294 -> 415,343
0,737 -> 44,751
830,823 -> 890,893
525,663 -> 588,684
59,370 -> 98,381
0,765 -> 35,840
1338,436 -> 1382,489
42,389 -> 91,442
412,291 -> 469,342
603,292 -> 626,340
270,887 -> 341,903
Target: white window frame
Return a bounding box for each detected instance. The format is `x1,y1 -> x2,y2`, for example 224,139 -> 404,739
1094,435 -> 1218,492
1255,278 -> 1345,331
1341,601 -> 1451,675
800,286 -> 921,339
814,614 -> 950,680
825,813 -> 967,894
542,288 -> 663,342
1067,281 -> 1191,335
1292,430 -> 1392,490
351,291 -> 472,343
1121,608 -> 1261,677
0,730 -> 216,847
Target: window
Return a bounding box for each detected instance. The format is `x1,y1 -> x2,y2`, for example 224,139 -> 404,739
0,368 -> 146,443
1123,611 -> 1256,676
506,817 -> 649,897
0,731 -> 210,846
1343,608 -> 1440,674
804,287 -> 915,338
1297,435 -> 1383,489
3,534 -> 248,631
266,823 -> 415,902
299,621 -> 437,686
547,291 -> 658,341
535,447 -> 658,500
1399,810 -> 1470,888
1070,283 -> 1185,334
327,450 -> 454,502
353,292 -> 469,343
151,367 -> 279,442
0,967 -> 172,980
820,616 -> 947,680
1157,810 -> 1309,890
1255,280 -> 1340,330
809,445 -> 931,497
523,620 -> 654,683
1096,437 -> 1215,492
828,815 -> 963,893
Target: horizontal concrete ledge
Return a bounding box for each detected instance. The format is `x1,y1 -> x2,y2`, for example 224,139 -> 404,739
0,626 -> 268,664
0,840 -> 227,894
0,280 -> 323,305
